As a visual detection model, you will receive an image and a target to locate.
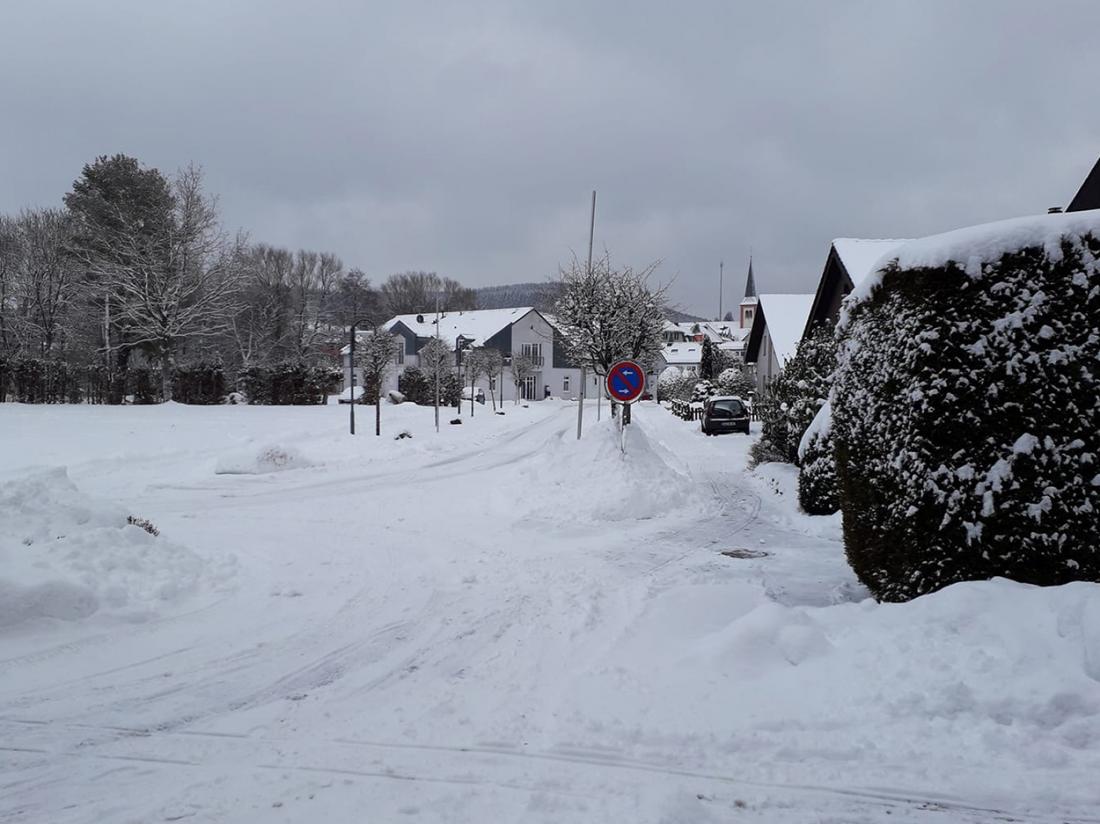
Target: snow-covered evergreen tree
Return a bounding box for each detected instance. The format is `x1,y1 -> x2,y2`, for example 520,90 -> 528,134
797,402 -> 838,515
749,324 -> 837,467
699,338 -> 715,380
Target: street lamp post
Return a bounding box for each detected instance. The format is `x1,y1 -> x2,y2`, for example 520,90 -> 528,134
349,322 -> 357,435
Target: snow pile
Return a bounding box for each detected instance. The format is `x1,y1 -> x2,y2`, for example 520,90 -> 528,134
521,417 -> 697,522
579,576 -> 1100,804
0,469 -> 224,629
214,443 -> 315,475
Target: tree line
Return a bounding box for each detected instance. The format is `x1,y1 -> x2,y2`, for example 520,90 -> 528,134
0,153 -> 476,402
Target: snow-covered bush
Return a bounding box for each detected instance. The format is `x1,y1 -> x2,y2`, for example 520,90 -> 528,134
656,366 -> 682,401
716,367 -> 753,398
797,401 -> 838,515
833,213 -> 1100,601
691,379 -> 717,402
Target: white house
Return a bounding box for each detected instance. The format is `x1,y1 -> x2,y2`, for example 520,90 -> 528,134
342,307 -> 591,403
743,293 -> 816,392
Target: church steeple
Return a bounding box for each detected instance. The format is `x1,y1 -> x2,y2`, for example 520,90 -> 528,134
739,255 -> 758,329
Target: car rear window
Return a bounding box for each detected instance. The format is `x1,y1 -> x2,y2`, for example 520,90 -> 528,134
709,399 -> 745,417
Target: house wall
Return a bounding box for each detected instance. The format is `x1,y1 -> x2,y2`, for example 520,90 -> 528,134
754,329 -> 781,393
507,310 -> 586,400
340,310 -> 590,405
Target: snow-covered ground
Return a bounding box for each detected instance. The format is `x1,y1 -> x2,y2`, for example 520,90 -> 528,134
1,399 -> 1098,823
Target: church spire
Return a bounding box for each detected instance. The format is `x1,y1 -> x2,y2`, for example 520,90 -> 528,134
744,255 -> 756,299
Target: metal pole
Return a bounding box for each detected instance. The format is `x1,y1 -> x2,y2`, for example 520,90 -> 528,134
434,293 -> 440,433
349,323 -> 356,435
577,189 -> 596,440
620,399 -> 625,454
719,259 -> 724,320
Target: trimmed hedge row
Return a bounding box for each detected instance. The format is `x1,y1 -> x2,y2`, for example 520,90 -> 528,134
833,228 -> 1100,601
0,357 -> 340,405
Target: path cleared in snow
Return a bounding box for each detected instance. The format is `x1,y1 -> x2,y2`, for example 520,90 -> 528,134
1,400 -> 1098,823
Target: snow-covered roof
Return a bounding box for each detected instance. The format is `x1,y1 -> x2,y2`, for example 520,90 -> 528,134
385,307 -> 535,348
665,320 -> 742,343
844,210 -> 1100,322
832,238 -> 911,288
660,343 -> 702,365
759,293 -> 815,366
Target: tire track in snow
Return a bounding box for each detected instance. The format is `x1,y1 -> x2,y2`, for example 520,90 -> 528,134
0,721 -> 1094,824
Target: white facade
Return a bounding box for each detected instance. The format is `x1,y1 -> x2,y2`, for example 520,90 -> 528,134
746,293 -> 815,393
342,308 -> 593,404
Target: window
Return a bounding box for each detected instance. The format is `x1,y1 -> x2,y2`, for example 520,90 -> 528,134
395,338 -> 405,365
745,308 -> 753,322
520,342 -> 543,365
563,375 -> 570,392
522,375 -> 537,400
489,375 -> 497,391
708,399 -> 746,418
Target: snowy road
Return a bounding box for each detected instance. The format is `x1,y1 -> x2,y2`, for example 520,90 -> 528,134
2,401 -> 1099,822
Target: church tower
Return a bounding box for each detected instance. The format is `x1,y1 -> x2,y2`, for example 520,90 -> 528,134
739,256 -> 758,329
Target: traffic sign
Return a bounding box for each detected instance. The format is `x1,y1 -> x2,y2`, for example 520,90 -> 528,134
605,360 -> 646,404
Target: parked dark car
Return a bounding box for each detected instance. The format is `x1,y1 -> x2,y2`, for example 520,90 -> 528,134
701,395 -> 750,435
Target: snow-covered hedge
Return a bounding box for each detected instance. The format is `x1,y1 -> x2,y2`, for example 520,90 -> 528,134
750,325 -> 836,468
833,213 -> 1100,601
797,401 -> 838,515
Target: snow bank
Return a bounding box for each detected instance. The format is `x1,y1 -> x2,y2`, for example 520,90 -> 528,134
843,209 -> 1100,324
0,469 -> 229,629
580,576 -> 1100,802
214,443 -> 315,475
521,417 -> 698,522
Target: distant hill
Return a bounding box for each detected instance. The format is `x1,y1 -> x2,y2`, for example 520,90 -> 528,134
475,281 -> 702,322
475,282 -> 562,312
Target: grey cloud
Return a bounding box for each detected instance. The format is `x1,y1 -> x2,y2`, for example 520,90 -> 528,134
1,0 -> 1098,316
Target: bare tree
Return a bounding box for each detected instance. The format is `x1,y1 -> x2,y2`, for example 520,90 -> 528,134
18,209 -> 82,355
0,215 -> 25,354
510,351 -> 536,404
73,165 -> 242,399
554,252 -> 666,379
417,336 -> 451,409
357,327 -> 397,435
480,347 -> 504,411
380,271 -> 476,316
462,345 -> 491,416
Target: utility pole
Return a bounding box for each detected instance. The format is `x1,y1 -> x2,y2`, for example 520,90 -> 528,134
718,260 -> 724,321
434,292 -> 441,433
577,189 -> 596,440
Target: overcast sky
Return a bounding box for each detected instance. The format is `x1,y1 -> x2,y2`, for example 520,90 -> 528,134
2,0 -> 1098,317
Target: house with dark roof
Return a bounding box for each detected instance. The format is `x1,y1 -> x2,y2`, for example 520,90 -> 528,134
1067,156 -> 1100,212
801,238 -> 910,337
342,307 -> 592,403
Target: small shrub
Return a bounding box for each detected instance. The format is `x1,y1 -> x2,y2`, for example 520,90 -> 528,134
797,403 -> 839,515
127,515 -> 160,536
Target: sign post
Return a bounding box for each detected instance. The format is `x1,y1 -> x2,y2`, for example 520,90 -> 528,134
605,359 -> 646,454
